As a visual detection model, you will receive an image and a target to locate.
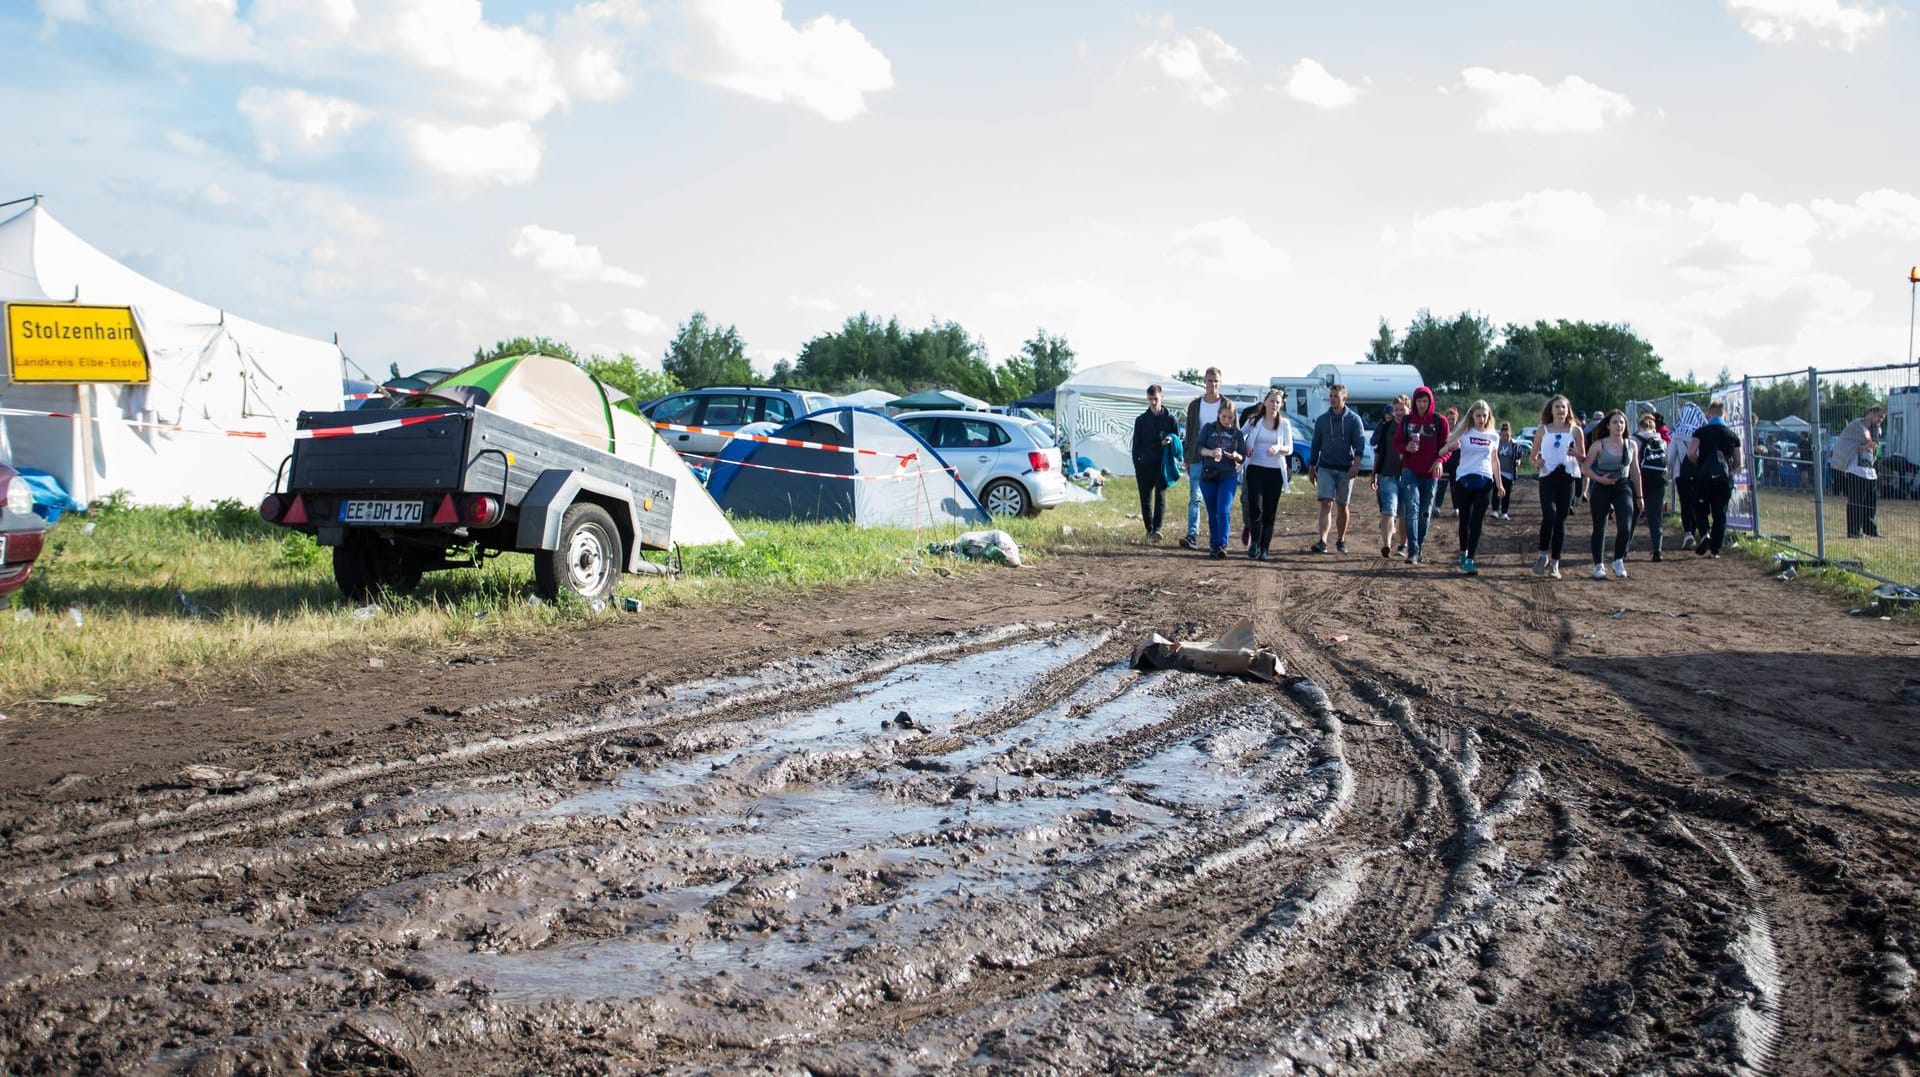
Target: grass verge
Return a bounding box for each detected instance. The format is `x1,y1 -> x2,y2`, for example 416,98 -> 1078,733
1,484 -> 1146,705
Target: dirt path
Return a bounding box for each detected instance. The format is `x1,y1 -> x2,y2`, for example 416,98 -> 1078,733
2,487 -> 1917,1074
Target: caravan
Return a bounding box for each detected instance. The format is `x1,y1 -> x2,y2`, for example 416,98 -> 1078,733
1272,363 -> 1425,423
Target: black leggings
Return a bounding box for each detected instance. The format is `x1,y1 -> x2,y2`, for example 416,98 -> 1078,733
1675,472 -> 1702,539
1702,476 -> 1733,553
1537,470 -> 1576,559
1138,477 -> 1167,534
1589,481 -> 1633,563
1245,466 -> 1287,551
1455,479 -> 1492,558
1495,476 -> 1515,515
1640,476 -> 1666,555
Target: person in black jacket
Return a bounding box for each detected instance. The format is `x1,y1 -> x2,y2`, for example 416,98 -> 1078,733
1686,401 -> 1743,557
1632,412 -> 1670,560
1131,384 -> 1180,541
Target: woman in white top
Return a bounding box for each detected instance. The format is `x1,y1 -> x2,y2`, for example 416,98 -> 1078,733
1436,400 -> 1504,576
1240,388 -> 1293,561
1581,408 -> 1643,580
1529,394 -> 1587,580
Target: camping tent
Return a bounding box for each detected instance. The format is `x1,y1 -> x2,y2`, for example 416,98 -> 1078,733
1055,361 -> 1202,477
413,355 -> 738,547
707,407 -> 988,528
835,388 -> 897,410
1776,414 -> 1812,432
890,387 -> 990,412
0,199 -> 344,505
1012,387 -> 1055,410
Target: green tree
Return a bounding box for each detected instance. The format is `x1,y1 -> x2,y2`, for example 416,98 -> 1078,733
1173,367 -> 1205,386
1021,328 -> 1076,391
1400,309 -> 1492,393
662,312 -> 755,387
580,353 -> 679,403
1363,318 -> 1399,364
1486,323 -> 1549,393
473,336 -> 578,364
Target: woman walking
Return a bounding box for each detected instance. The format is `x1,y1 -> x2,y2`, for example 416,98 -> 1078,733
1241,389 -> 1292,561
1196,398 -> 1247,560
1632,412 -> 1670,561
1437,400 -> 1504,575
1494,423 -> 1521,519
1529,395 -> 1586,580
1582,409 -> 1643,580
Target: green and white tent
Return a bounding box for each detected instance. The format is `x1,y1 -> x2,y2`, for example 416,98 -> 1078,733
414,355 -> 739,548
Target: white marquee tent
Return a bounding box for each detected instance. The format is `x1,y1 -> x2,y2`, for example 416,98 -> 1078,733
1055,361 -> 1201,477
0,200 -> 344,505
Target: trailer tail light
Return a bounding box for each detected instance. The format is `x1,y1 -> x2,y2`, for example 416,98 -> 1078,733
1028,451 -> 1052,472
259,494 -> 287,522
282,495 -> 310,525
463,494 -> 504,527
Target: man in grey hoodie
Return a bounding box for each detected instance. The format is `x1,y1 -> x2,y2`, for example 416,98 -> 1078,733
1308,384 -> 1365,554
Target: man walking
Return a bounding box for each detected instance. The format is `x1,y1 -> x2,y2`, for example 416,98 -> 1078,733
1831,405 -> 1885,539
1369,396 -> 1409,558
1308,384 -> 1365,554
1686,400 -> 1743,558
1180,368 -> 1225,549
1131,384 -> 1180,541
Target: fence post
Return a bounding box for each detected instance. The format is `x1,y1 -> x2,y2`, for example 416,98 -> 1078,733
1808,367 -> 1824,562
1743,375 -> 1760,536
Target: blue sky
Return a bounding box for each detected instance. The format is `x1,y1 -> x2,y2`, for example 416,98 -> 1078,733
4,0 -> 1917,385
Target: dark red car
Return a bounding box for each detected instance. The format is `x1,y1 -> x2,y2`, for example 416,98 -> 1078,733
0,462 -> 49,598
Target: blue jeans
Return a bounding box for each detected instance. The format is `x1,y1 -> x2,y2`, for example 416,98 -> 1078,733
1201,471 -> 1241,551
1186,462 -> 1206,539
1398,472 -> 1437,556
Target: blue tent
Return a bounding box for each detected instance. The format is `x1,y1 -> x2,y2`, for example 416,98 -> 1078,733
1012,387 -> 1055,410
708,407 -> 989,528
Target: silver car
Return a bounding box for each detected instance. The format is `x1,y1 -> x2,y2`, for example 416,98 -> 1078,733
895,410 -> 1066,516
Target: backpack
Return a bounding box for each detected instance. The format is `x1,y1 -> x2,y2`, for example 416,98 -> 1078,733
1696,429 -> 1730,481
1635,431 -> 1668,471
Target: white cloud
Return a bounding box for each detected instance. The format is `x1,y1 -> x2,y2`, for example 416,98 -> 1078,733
1400,189 -> 1609,257
402,120 -> 542,186
1675,193 -> 1822,275
677,0 -> 894,122
618,308 -> 666,335
163,129 -> 210,155
1725,0 -> 1892,50
1811,188 -> 1920,239
789,294 -> 838,312
1170,218 -> 1291,278
1283,58 -> 1359,110
236,87 -> 369,161
299,193 -> 381,238
1460,67 -> 1634,133
510,225 -> 648,288
1141,26 -> 1244,109
65,0 -> 258,61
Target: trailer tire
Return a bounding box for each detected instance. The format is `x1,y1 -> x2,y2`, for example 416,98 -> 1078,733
333,534 -> 423,602
535,502 -> 622,603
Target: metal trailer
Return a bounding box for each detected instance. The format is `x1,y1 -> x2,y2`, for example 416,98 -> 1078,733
263,406 -> 677,603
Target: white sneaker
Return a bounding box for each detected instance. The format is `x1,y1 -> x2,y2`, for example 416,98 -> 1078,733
1533,552 -> 1550,576
1592,564 -> 1609,580
1612,558 -> 1628,579
1681,533 -> 1696,550
1548,560 -> 1562,580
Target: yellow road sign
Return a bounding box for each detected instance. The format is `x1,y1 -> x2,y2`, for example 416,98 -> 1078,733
5,302 -> 151,384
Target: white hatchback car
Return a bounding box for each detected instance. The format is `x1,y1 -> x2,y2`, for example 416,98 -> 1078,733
895,410 -> 1066,516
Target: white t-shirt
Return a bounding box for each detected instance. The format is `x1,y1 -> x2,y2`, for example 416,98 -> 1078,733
1243,418 -> 1292,469
1536,423 -> 1583,478
1454,426 -> 1499,479
1197,398 -> 1222,434
1830,418 -> 1877,480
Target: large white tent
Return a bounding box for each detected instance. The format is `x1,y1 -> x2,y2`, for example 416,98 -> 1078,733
0,200 -> 343,505
1055,361 -> 1201,477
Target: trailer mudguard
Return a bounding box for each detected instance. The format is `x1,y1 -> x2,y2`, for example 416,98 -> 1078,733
516,468 -> 648,569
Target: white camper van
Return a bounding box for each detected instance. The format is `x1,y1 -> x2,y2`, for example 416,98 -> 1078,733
1272,363 -> 1425,423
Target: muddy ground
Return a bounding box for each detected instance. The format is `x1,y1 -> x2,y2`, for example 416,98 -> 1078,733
2,487 -> 1918,1075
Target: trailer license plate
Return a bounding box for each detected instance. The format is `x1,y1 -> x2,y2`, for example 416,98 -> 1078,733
341,499 -> 424,525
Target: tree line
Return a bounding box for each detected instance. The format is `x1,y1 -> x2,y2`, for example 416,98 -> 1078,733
474,313 -> 1076,407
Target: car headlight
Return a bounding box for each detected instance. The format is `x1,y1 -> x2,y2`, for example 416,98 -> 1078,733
5,476 -> 29,516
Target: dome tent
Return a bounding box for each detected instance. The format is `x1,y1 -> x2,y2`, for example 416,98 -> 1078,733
1054,361 -> 1201,477
410,354 -> 738,548
707,407 -> 988,528
0,199 -> 343,505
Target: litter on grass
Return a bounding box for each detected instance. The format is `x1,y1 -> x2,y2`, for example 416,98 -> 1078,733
927,529 -> 1023,567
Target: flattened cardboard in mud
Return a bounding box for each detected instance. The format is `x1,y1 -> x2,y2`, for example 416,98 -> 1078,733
1130,617 -> 1283,682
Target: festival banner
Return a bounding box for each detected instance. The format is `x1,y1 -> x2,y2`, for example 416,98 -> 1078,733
1712,383 -> 1755,530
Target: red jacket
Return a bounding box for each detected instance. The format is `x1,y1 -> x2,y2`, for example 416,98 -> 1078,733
1393,386 -> 1451,476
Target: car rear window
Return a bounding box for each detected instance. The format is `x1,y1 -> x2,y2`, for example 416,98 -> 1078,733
650,395 -> 700,424
761,396 -> 794,423
701,394 -> 752,426
1021,424 -> 1055,449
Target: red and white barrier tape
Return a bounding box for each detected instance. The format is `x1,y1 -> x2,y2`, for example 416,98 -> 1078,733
0,406 -> 271,439
294,412 -> 457,439
652,421 -> 916,461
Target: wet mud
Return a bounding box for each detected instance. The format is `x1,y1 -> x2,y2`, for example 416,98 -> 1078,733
2,489 -> 1918,1074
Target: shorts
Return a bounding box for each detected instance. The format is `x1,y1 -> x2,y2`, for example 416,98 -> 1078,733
1316,469 -> 1354,504
1375,476 -> 1400,516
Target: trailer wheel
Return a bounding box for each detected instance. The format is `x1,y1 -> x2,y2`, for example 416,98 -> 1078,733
333,534 -> 423,603
535,502 -> 622,603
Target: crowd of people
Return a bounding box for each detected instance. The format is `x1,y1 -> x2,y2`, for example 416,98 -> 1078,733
1129,367 -> 1786,579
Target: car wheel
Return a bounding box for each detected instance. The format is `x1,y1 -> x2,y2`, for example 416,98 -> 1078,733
535,502 -> 622,602
981,479 -> 1029,518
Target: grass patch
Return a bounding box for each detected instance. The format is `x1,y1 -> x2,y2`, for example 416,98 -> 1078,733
1,484 -> 1143,705
1744,486 -> 1920,588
